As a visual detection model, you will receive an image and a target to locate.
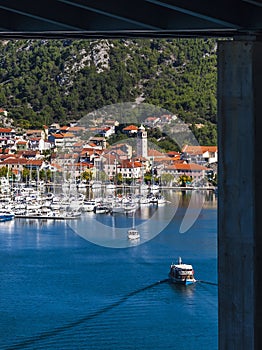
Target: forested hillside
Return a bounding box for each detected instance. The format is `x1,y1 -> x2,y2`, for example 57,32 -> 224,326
0,38 -> 217,144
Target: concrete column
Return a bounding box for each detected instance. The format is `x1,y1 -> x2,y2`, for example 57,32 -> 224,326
218,37 -> 262,350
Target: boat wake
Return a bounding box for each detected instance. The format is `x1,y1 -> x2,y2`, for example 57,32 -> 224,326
197,280 -> 218,286
5,279 -> 169,350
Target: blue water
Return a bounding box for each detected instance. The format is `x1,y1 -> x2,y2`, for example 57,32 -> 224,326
0,191 -> 217,350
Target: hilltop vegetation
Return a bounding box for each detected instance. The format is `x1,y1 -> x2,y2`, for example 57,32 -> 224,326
0,38 -> 217,144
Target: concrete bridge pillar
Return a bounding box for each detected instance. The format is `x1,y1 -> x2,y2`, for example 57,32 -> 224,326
218,36 -> 262,350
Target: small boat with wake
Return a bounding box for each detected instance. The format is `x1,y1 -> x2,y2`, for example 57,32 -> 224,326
127,227 -> 140,240
168,257 -> 196,285
127,212 -> 140,240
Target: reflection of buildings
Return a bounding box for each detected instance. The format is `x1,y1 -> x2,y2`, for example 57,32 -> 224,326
179,189 -> 217,209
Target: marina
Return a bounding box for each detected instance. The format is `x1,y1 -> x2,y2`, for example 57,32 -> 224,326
0,190 -> 218,349
0,177 -> 217,223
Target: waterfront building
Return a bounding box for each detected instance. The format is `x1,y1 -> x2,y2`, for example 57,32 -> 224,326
181,145 -> 218,165
118,159 -> 142,180
164,163 -> 209,182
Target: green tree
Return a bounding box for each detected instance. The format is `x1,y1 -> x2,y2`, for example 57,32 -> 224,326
116,173 -> 123,184
160,172 -> 174,186
178,174 -> 192,187
81,170 -> 92,182
0,166 -> 8,178
22,168 -> 30,182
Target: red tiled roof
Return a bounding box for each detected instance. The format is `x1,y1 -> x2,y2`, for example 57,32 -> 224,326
28,137 -> 41,141
0,154 -> 16,161
123,125 -> 138,131
148,149 -> 166,157
182,145 -> 218,154
0,128 -> 12,133
167,151 -> 181,157
73,142 -> 84,147
53,133 -> 64,139
165,163 -> 208,171
111,149 -> 126,156
145,116 -> 158,121
60,126 -> 69,131
103,153 -> 118,163
120,160 -> 142,168
56,153 -> 78,159
62,132 -> 75,138
133,156 -> 148,162
201,146 -> 218,153
80,148 -> 96,156
26,160 -> 43,166
3,158 -> 28,165
73,162 -> 93,168
17,150 -> 38,157
68,126 -> 85,132
153,156 -> 176,163
26,129 -> 43,134
50,163 -> 62,171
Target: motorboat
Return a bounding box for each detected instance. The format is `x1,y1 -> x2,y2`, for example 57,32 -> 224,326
0,209 -> 15,222
93,204 -> 110,214
127,227 -> 140,240
82,200 -> 96,212
111,202 -> 125,214
168,257 -> 196,285
123,202 -> 137,213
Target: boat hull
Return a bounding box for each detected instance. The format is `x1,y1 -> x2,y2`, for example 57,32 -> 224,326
0,209 -> 15,222
0,214 -> 14,222
168,274 -> 196,285
127,228 -> 140,240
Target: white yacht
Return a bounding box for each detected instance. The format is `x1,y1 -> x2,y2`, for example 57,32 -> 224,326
82,200 -> 96,212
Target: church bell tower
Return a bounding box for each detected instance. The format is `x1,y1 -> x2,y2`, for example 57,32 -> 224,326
137,124 -> 148,158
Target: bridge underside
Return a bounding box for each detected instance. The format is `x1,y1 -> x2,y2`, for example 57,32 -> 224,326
0,0 -> 261,39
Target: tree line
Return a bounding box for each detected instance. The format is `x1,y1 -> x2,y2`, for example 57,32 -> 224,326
0,38 -> 217,145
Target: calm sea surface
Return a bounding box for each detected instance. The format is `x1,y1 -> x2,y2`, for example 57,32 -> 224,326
0,190 -> 217,350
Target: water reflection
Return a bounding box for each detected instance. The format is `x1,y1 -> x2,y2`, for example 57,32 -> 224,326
70,189 -> 217,248
168,280 -> 197,299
